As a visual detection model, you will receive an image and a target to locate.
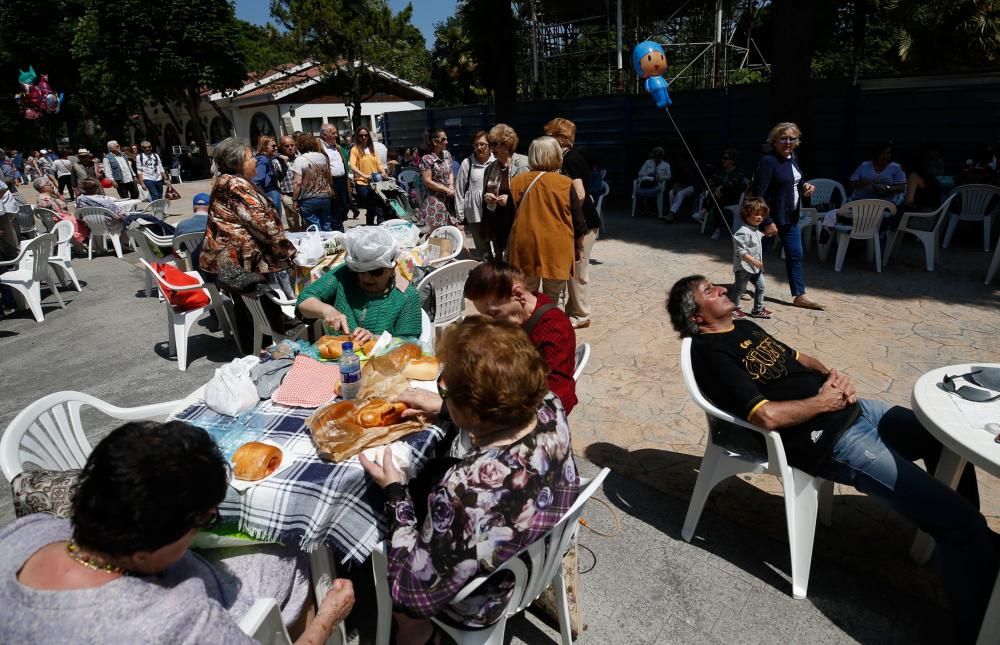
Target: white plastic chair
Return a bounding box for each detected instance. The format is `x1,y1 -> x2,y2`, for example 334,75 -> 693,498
142,198 -> 169,220
426,225 -> 464,266
573,343 -> 591,381
172,231 -> 204,272
802,179 -> 846,253
631,178 -> 665,218
883,194 -> 957,271
0,233 -> 65,322
941,184 -> 1000,252
831,199 -> 896,272
371,467 -> 610,645
78,207 -> 124,259
33,207 -> 58,233
987,243 -> 1000,285
241,291 -> 310,353
16,205 -> 38,239
48,220 -> 82,291
418,259 -> 479,336
398,168 -> 422,206
239,546 -> 347,645
594,181 -> 609,218
720,192 -> 747,235
128,228 -> 178,296
0,391 -> 181,482
679,337 -> 831,599
419,309 -> 434,351
139,258 -> 235,370
169,169 -> 183,184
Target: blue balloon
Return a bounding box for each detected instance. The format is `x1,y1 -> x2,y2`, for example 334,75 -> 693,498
632,41 -> 672,108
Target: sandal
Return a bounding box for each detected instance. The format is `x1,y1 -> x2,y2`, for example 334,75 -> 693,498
748,308 -> 773,319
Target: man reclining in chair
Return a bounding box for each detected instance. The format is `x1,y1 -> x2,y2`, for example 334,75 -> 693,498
666,274 -> 997,643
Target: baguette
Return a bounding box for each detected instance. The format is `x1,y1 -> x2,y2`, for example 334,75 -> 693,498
401,356 -> 440,381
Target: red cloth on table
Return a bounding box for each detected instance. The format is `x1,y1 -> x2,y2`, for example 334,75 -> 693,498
525,292 -> 578,414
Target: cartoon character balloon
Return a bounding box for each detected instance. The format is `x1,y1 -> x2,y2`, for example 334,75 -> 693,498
632,41 -> 672,109
15,66 -> 63,120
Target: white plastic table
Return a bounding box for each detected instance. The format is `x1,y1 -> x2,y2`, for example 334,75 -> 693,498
909,363 -> 1000,645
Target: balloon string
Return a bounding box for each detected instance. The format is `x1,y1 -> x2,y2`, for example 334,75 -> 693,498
663,107 -> 737,239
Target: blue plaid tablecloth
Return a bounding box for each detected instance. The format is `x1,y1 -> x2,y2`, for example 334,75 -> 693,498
171,398 -> 446,564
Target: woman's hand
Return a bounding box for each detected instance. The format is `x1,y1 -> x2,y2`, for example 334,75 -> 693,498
359,446 -> 403,488
351,327 -> 374,345
762,223 -> 778,237
484,192 -> 498,205
496,194 -> 509,207
394,387 -> 443,419
323,306 -> 350,335
803,182 -> 815,198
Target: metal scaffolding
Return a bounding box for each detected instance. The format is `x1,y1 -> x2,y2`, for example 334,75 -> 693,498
513,0 -> 771,100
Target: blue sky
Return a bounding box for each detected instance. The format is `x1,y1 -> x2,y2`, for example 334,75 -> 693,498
233,0 -> 458,47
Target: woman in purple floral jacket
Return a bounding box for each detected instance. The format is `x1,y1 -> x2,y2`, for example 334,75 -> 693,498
361,316 -> 580,645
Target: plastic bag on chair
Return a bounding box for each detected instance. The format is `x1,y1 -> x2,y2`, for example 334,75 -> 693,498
205,356 -> 261,416
292,225 -> 325,267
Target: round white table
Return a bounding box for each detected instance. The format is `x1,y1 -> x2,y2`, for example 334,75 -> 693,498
910,363 -> 1000,645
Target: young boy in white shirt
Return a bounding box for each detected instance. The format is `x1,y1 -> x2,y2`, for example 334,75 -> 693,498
729,196 -> 773,319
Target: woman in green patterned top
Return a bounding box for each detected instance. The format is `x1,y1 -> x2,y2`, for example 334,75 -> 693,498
297,226 -> 422,343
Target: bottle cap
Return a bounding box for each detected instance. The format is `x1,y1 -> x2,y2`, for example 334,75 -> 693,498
342,341 -> 353,352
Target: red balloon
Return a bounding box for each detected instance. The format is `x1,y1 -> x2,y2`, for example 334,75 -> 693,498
100,178 -> 113,188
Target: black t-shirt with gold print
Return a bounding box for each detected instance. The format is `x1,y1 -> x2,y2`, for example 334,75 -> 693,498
691,320 -> 860,475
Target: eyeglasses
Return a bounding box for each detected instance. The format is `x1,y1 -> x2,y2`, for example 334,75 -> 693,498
437,375 -> 448,401
942,371 -> 1000,402
435,138 -> 448,143
192,507 -> 219,530
778,137 -> 799,144
474,142 -> 489,148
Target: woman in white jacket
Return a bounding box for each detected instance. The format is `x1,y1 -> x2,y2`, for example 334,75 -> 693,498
454,130 -> 493,258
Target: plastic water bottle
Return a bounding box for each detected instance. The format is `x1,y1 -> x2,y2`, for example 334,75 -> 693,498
339,342 -> 362,400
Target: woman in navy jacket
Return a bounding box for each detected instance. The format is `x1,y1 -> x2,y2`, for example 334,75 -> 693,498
751,122 -> 823,310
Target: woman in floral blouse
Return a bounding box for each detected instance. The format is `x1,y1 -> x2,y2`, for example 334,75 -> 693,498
415,128 -> 457,232
199,137 -> 297,350
361,316 -> 580,645
32,177 -> 89,246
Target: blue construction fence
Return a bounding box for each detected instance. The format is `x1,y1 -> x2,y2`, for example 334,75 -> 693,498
383,73 -> 1000,198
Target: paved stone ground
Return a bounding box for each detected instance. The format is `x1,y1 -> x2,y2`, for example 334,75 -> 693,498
1,181 -> 998,643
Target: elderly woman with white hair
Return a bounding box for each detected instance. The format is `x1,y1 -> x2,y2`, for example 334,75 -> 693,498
296,226 -> 422,343
34,177 -> 90,246
506,136 -> 587,300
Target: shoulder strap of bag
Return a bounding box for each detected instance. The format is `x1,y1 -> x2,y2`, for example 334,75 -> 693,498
523,301 -> 558,336
504,171 -> 548,258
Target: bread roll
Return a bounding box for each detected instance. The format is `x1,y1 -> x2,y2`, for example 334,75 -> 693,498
401,356 -> 440,381
356,399 -> 407,427
383,343 -> 423,372
317,335 -> 352,360
360,339 -> 378,356
232,442 -> 283,481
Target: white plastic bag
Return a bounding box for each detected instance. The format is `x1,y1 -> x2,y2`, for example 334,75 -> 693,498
136,182 -> 151,202
293,225 -> 325,266
204,356 -> 261,416
381,221 -> 421,249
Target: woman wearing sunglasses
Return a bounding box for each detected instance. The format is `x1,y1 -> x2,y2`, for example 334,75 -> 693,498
0,421 -> 354,644
751,122 -> 822,311
360,316 -> 581,645
349,127 -> 389,225
296,226 -> 422,343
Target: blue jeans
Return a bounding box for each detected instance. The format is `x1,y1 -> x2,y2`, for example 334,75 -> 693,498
265,190 -> 283,218
356,185 -> 384,225
776,221 -> 805,297
298,196 -> 336,232
729,269 -> 765,313
143,179 -> 164,201
818,400 -> 996,641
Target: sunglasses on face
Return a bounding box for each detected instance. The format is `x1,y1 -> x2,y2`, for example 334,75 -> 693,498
778,137 -> 799,144
942,371 -> 1000,402
191,507 -> 219,530
360,267 -> 390,277
437,375 -> 448,401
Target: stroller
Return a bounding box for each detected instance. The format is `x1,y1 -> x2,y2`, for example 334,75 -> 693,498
371,177 -> 417,223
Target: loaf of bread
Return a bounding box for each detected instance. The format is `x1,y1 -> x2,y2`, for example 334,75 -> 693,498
232,442 -> 283,481
383,343 -> 423,372
401,356 -> 440,381
317,335 -> 352,360
356,399 -> 407,428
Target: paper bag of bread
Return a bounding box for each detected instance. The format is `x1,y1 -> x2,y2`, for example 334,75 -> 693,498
358,342 -> 438,400
306,398 -> 428,462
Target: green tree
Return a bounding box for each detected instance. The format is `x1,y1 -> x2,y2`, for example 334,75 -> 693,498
271,0 -> 431,130
886,0 -> 1000,70
237,20 -> 300,74
73,0 -> 248,174
429,15 -> 485,106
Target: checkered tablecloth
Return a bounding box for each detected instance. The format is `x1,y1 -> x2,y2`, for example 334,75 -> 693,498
171,398 -> 446,564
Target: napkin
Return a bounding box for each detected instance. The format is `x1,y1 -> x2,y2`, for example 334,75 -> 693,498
271,355 -> 341,408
